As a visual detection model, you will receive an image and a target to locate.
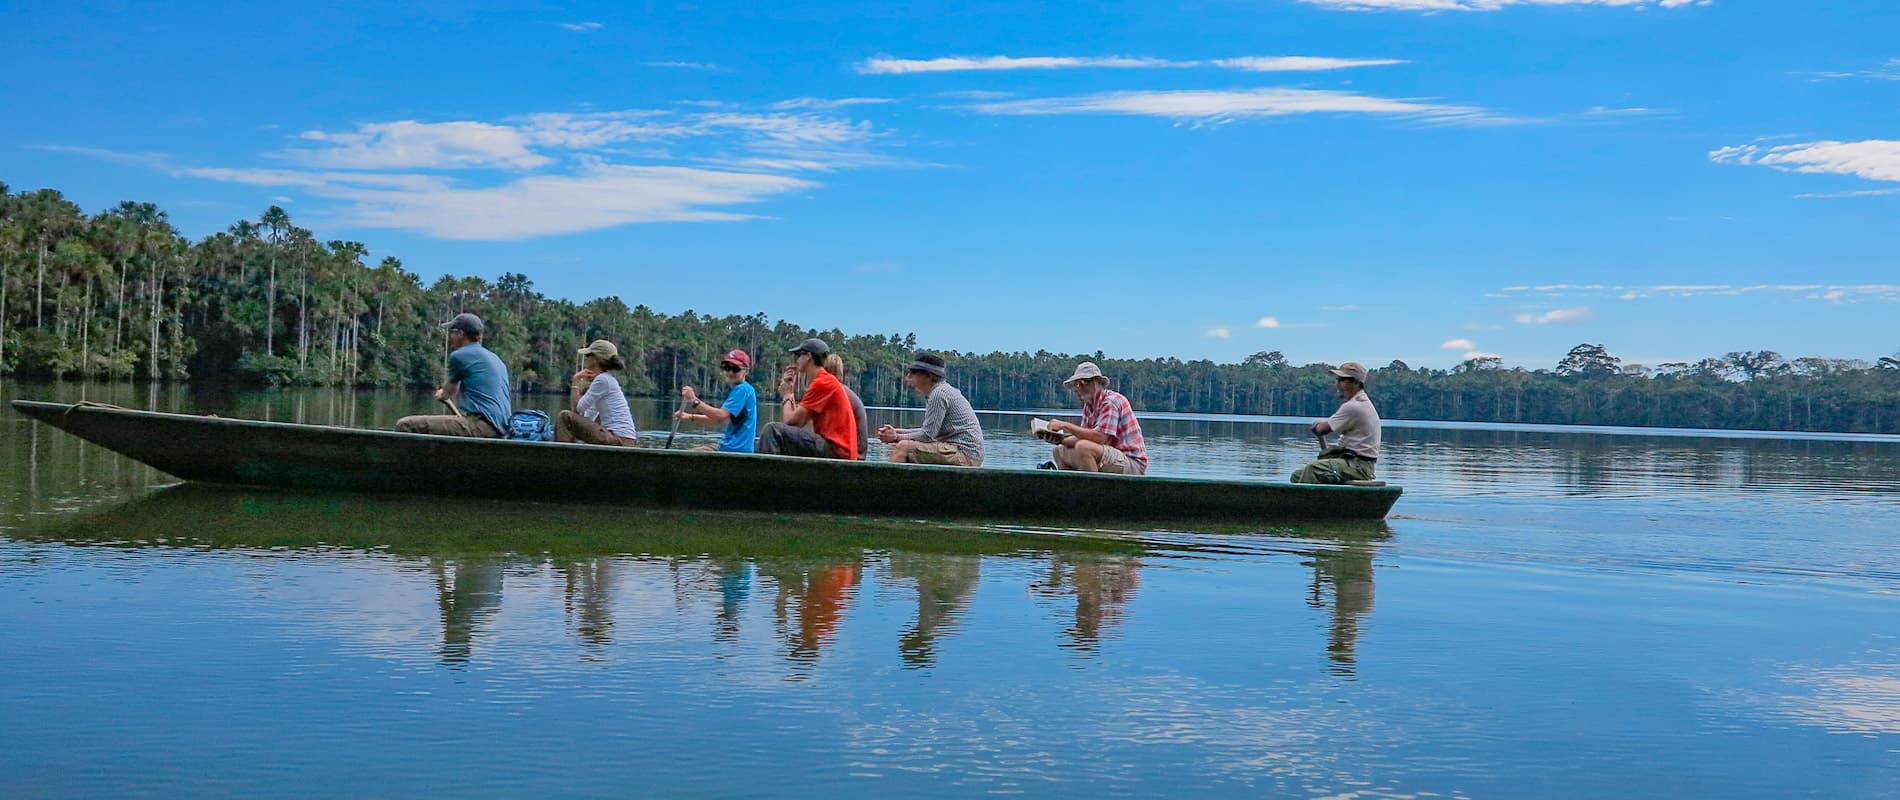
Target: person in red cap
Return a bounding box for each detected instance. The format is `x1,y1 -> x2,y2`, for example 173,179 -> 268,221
674,348 -> 759,452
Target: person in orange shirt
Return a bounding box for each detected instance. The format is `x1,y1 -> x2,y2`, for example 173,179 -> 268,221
757,337 -> 859,459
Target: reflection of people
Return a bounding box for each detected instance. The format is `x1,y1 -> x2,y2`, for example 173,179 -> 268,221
1308,542 -> 1376,675
758,338 -> 858,460
561,558 -> 617,648
1041,362 -> 1148,475
396,313 -> 512,438
1032,554 -> 1142,652
434,557 -> 504,665
674,349 -> 759,453
877,352 -> 985,467
557,340 -> 638,446
885,552 -> 982,667
1294,361 -> 1382,484
711,559 -> 751,642
760,558 -> 863,664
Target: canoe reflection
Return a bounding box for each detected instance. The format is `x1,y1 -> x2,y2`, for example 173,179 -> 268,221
18,485 -> 1386,674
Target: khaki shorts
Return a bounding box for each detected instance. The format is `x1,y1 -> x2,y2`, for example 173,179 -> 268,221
1099,445 -> 1147,475
901,441 -> 981,467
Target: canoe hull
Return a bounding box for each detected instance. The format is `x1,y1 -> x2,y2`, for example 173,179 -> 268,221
12,401 -> 1402,522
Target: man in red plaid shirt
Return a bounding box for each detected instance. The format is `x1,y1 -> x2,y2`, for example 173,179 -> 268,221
1040,362 -> 1149,475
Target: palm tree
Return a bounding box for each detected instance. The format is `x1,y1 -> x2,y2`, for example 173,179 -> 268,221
259,206 -> 290,355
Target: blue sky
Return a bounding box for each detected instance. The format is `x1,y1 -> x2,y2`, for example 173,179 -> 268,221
4,0 -> 1897,370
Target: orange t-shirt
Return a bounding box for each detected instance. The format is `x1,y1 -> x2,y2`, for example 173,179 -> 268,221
802,370 -> 859,460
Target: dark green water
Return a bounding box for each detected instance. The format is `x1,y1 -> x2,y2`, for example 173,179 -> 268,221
3,381 -> 1897,798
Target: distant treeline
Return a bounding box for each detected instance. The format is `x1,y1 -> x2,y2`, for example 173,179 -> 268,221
3,183 -> 1897,433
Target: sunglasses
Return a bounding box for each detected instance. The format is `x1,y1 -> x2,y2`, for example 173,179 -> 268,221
721,364 -> 743,373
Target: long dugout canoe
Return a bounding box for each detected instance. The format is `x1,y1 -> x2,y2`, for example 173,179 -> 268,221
12,400 -> 1402,522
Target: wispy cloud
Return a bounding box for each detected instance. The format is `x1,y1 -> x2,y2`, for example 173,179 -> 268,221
857,55 -> 1404,75
49,102 -> 903,241
1798,58 -> 1900,81
1514,307 -> 1594,325
1501,283 -> 1900,304
971,88 -> 1504,126
559,21 -> 604,32
1207,327 -> 1232,338
1255,316 -> 1281,329
1794,188 -> 1900,199
1440,338 -> 1475,350
1711,140 -> 1900,184
1299,0 -> 1705,11
769,97 -> 895,110
648,61 -> 719,71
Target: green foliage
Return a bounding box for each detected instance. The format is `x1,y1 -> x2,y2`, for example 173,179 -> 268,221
2,182 -> 1896,434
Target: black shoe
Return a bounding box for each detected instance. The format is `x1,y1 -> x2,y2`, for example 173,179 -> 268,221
1036,460 -> 1057,470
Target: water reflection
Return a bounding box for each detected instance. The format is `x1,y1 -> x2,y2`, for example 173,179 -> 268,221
885,552 -> 982,668
435,558 -> 505,666
1031,554 -> 1144,653
1307,541 -> 1375,675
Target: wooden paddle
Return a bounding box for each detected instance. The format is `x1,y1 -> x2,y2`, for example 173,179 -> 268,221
665,389 -> 685,449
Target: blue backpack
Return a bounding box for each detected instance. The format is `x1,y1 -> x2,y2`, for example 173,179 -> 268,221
504,410 -> 554,442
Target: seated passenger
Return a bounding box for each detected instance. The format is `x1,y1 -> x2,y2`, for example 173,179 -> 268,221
395,313 -> 512,438
674,348 -> 759,453
876,352 -> 984,467
1041,362 -> 1147,475
556,339 -> 638,447
1293,362 -> 1382,484
823,353 -> 870,461
757,338 -> 858,460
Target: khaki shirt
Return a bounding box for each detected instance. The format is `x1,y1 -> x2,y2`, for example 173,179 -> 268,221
1327,390 -> 1382,460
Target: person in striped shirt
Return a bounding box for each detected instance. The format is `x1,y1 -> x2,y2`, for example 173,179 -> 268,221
1041,361 -> 1149,475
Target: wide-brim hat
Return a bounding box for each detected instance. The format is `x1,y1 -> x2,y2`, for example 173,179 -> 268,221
577,339 -> 619,361
1330,361 -> 1369,382
1063,361 -> 1107,385
907,357 -> 947,379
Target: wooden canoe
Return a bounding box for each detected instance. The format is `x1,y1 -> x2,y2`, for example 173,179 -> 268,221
12,400 -> 1403,523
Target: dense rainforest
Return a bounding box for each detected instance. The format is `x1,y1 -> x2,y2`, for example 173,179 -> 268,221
3,183 -> 1896,433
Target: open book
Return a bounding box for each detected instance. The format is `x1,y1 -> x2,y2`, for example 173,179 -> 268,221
1029,417 -> 1070,444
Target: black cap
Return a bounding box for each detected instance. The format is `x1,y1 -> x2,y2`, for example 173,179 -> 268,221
907,351 -> 947,379
440,313 -> 485,335
788,337 -> 831,358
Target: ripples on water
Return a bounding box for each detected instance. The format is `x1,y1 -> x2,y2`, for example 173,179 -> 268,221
1,381 -> 1897,798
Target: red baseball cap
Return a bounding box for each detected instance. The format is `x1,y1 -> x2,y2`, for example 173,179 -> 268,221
721,349 -> 752,369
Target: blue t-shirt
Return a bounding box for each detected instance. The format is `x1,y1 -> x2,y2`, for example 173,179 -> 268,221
719,381 -> 758,453
449,343 -> 512,434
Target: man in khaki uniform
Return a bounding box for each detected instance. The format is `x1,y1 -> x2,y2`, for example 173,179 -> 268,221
1293,361 -> 1382,484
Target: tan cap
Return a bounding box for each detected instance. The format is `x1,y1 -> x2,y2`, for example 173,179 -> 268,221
578,339 -> 619,360
1330,361 -> 1369,382
1063,361 -> 1107,384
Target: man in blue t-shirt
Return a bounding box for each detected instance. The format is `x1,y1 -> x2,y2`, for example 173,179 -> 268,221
395,313 -> 513,438
676,348 -> 759,453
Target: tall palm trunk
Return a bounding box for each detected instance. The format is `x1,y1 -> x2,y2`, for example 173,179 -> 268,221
80,275 -> 92,377
148,259 -> 163,380
265,247 -> 276,355
35,244 -> 45,329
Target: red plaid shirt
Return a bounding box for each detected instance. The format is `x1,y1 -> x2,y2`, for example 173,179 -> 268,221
1082,389 -> 1147,468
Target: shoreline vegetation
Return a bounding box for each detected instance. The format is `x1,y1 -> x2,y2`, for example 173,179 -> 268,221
2,184 -> 1896,434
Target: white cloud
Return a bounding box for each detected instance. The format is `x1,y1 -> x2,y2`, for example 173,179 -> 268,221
1207,327 -> 1232,338
770,97 -> 895,110
1794,188 -> 1900,199
323,165 -> 815,240
286,121 -> 550,170
1800,58 -> 1900,81
1440,338 -> 1475,350
1514,307 -> 1594,324
1711,140 -> 1900,184
1255,316 -> 1280,329
1299,0 -> 1704,10
559,21 -> 604,32
1463,350 -> 1502,361
971,88 -> 1501,125
58,101 -> 902,241
1506,283 -> 1900,303
856,55 -> 1403,75
648,61 -> 718,71
1212,56 -> 1407,71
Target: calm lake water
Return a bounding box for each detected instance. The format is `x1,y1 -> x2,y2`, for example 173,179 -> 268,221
3,380 -> 1897,798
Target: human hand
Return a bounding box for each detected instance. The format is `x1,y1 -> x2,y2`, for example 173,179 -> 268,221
876,425 -> 899,444
572,368 -> 600,389
680,386 -> 699,404
432,388 -> 446,401
673,410 -> 689,421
